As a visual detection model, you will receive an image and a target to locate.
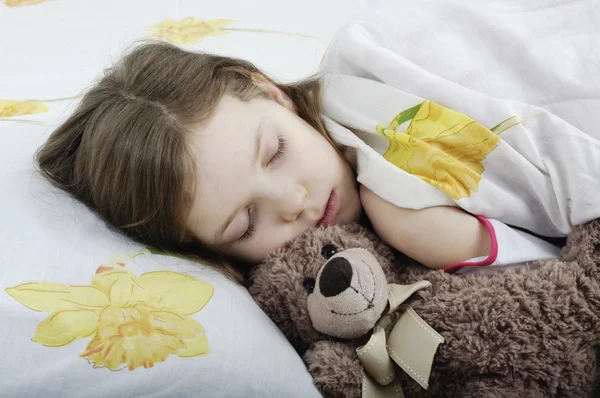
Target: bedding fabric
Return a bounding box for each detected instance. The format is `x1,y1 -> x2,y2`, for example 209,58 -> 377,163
319,0 -> 600,272
3,0 -> 598,396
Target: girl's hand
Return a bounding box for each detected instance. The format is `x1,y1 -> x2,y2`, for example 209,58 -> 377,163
359,185 -> 491,270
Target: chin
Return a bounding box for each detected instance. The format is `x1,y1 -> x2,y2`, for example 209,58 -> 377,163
340,196 -> 363,224
348,205 -> 364,224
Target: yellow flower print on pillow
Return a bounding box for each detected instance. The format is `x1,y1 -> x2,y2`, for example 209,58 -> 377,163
145,18 -> 235,45
5,256 -> 213,371
376,101 -> 505,200
144,17 -> 316,46
0,100 -> 48,117
3,0 -> 53,6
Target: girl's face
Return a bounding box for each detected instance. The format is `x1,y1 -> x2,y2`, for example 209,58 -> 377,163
186,87 -> 362,264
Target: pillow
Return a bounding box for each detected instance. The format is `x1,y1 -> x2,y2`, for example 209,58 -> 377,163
0,121 -> 322,397
0,0 -> 365,396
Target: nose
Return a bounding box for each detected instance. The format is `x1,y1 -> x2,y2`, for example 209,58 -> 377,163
278,183 -> 307,222
319,257 -> 353,297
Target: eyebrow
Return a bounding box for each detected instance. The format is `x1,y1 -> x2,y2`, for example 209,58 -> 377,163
213,116 -> 266,243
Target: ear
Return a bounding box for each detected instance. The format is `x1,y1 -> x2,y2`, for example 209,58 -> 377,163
251,73 -> 296,112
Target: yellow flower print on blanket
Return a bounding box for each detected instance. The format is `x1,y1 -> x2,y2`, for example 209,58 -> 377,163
5,254 -> 213,371
376,100 -> 506,200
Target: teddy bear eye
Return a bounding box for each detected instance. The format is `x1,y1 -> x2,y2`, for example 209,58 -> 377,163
321,244 -> 338,259
303,278 -> 315,294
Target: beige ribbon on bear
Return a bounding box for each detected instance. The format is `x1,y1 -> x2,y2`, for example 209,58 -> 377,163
356,282 -> 444,398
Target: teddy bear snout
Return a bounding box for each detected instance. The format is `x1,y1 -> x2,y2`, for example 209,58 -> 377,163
319,257 -> 353,297
307,248 -> 391,339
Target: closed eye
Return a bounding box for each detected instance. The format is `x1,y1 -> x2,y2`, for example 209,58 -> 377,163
238,207 -> 256,242
268,136 -> 286,166
238,137 -> 286,242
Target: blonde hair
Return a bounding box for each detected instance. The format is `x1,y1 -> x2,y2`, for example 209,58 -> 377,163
36,41 -> 326,281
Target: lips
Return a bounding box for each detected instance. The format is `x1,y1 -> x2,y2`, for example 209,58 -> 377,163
317,191 -> 340,227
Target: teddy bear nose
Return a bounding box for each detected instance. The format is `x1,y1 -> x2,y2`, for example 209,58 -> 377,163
319,257 -> 353,297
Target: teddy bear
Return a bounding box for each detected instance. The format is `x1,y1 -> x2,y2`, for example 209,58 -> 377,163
247,221 -> 600,398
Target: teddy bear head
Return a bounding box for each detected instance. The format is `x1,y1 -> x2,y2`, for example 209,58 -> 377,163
247,224 -> 404,352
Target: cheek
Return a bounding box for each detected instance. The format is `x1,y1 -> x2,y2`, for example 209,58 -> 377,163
286,118 -> 328,155
289,138 -> 336,179
234,229 -> 292,263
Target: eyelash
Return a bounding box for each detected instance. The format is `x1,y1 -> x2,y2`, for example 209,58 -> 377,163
239,136 -> 287,242
239,207 -> 256,242
268,136 -> 287,166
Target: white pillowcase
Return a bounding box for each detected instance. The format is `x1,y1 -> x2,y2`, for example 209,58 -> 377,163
0,122 -> 320,397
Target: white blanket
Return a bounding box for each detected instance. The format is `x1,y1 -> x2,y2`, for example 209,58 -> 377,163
319,0 -> 600,271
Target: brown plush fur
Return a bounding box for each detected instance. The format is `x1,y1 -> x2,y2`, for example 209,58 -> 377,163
248,221 -> 600,397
